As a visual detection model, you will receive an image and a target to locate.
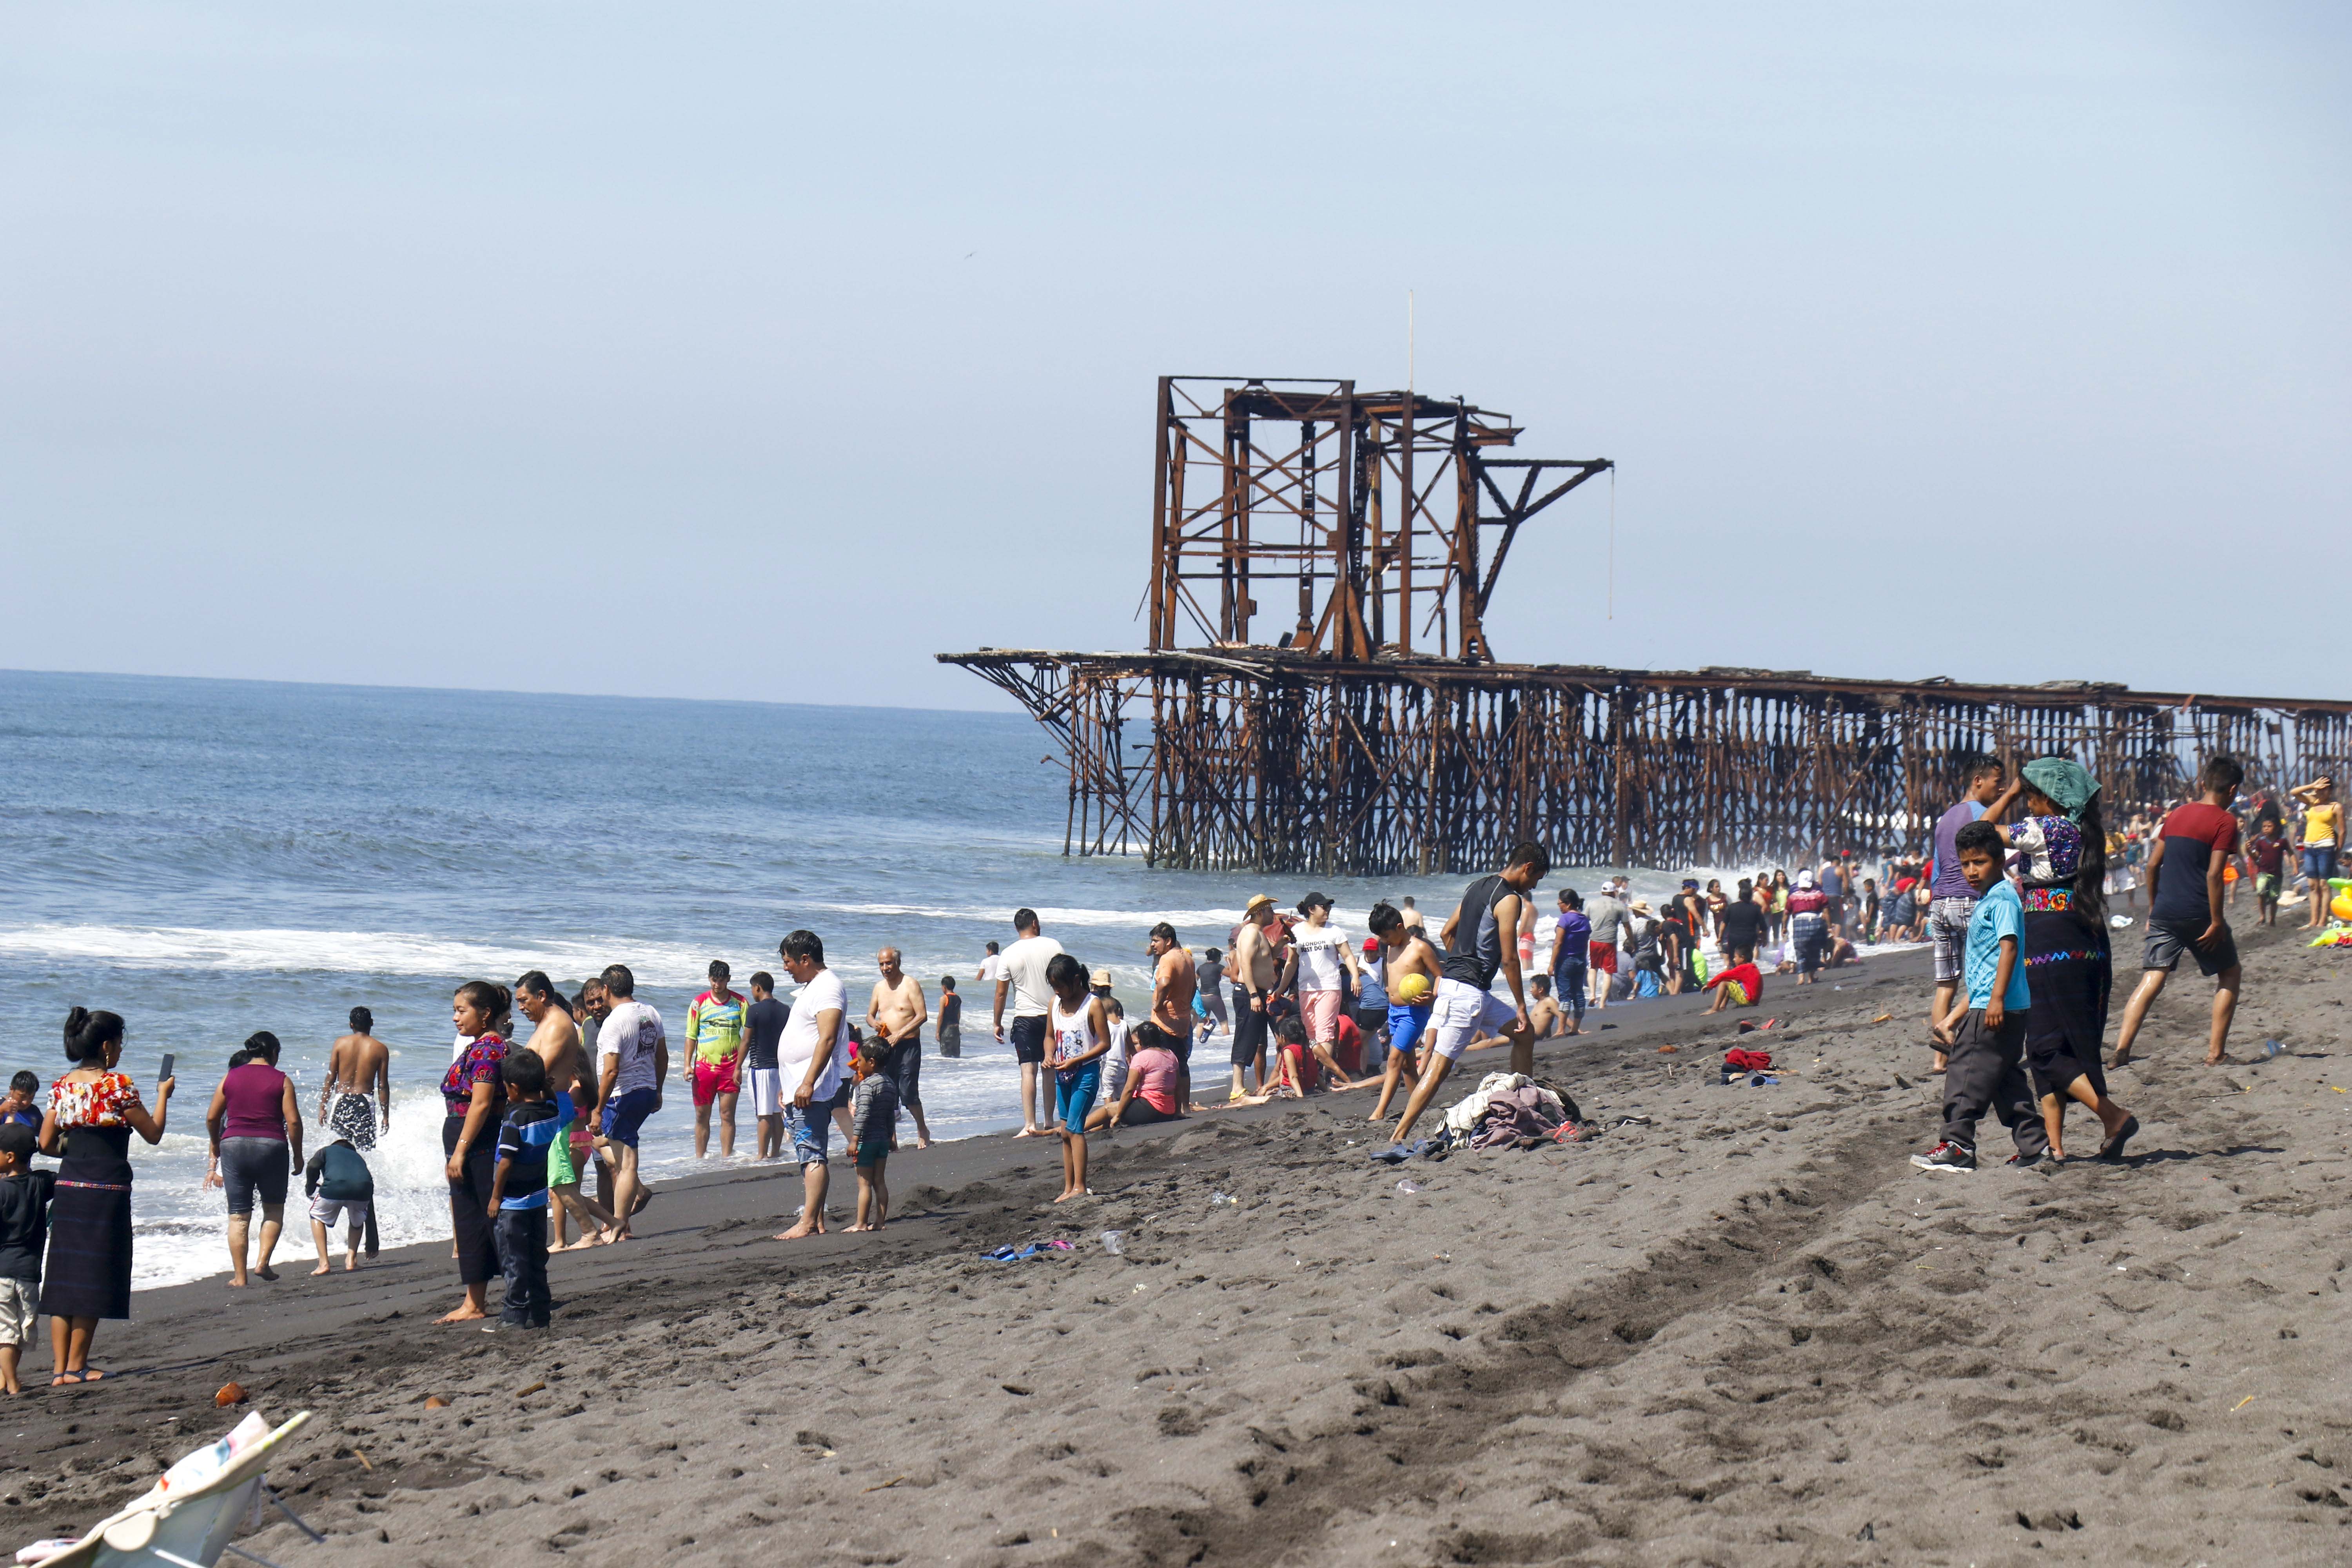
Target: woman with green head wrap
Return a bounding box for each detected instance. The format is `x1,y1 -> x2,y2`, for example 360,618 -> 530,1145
1979,758 -> 2138,1161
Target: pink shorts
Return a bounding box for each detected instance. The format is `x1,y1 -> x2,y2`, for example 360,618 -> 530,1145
691,1058 -> 740,1107
1301,989 -> 1343,1044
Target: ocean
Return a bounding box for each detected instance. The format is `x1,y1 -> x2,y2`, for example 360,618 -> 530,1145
0,669 -> 1829,1289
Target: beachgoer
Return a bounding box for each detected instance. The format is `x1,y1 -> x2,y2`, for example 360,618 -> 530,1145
0,1126 -> 53,1395
1717,878 -> 1765,967
684,960 -> 748,1158
574,978 -> 616,1217
846,1036 -> 898,1231
1860,877 -> 1880,942
1094,986 -> 1131,1106
318,1007 -> 390,1152
516,970 -> 613,1250
1627,901 -> 1665,996
976,941 -> 1004,991
2113,755 -> 2245,1068
1194,947 -> 1229,1035
1926,757 -> 2007,1074
1229,896 -> 1282,1098
774,930 -> 852,1240
1387,843 -> 1549,1145
1704,878 -> 1728,935
2247,814 -> 2288,927
438,982 -> 510,1323
1702,960 -> 1763,1013
867,948 -> 932,1149
993,910 -> 1065,1137
1366,902 -> 1442,1121
591,965 -> 666,1243
1143,924 -> 1197,1111
1818,859 -> 1846,937
203,1031 -> 302,1288
1290,893 -> 1360,1074
1552,889 -> 1591,1034
40,1014 -> 169,1381
936,975 -> 963,1058
484,1050 -> 560,1329
0,1075 -> 38,1133
1088,1020 -> 1182,1128
1398,896 -> 1425,932
2291,776 -> 2340,929
303,1132 -> 374,1274
1528,975 -> 1560,1037
1044,953 -> 1111,1202
745,971 -> 791,1160
1913,822 -> 2050,1172
1516,891 -> 1538,971
1974,758 -> 2135,1160
1353,935 -> 1389,1073
1583,882 -> 1626,1010
1786,870 -> 1830,984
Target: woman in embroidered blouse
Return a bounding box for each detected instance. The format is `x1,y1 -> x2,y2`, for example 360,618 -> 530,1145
1981,759 -> 2137,1161
439,981 -> 510,1325
40,1008 -> 175,1385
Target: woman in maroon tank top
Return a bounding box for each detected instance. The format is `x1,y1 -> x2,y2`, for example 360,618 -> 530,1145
203,1032 -> 302,1287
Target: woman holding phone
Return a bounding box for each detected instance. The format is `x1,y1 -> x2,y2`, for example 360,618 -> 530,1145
41,1008 -> 175,1385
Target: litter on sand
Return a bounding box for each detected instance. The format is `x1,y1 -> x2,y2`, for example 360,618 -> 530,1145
1395,1178 -> 1425,1194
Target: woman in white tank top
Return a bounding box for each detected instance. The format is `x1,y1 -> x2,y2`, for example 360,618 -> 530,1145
1044,954 -> 1111,1203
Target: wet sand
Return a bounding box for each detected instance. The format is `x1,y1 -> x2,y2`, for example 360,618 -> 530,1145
4,925 -> 2349,1565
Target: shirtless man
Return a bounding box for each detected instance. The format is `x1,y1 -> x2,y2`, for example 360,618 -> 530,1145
1366,901 -> 1443,1121
1398,897 -> 1426,933
867,948 -> 932,1149
515,970 -> 616,1249
1145,922 -> 1198,1111
1229,895 -> 1283,1098
1388,842 -> 1550,1145
318,1006 -> 392,1151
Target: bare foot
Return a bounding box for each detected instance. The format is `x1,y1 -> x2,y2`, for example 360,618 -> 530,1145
843,1222 -> 871,1232
1012,1127 -> 1043,1138
2208,1052 -> 2231,1065
256,1265 -> 278,1282
435,1302 -> 489,1325
774,1219 -> 823,1240
229,1277 -> 249,1289
345,1258 -> 359,1270
916,1137 -> 933,1149
601,1229 -> 632,1244
309,1263 -> 331,1277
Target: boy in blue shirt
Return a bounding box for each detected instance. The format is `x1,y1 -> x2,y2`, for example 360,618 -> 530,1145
486,1052 -> 564,1328
1913,820 -> 2051,1173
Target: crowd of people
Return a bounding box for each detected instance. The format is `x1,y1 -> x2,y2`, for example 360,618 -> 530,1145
4,759 -> 2330,1381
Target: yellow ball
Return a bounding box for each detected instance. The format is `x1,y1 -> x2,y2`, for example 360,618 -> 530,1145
2331,892 -> 2352,923
1394,972 -> 1433,1004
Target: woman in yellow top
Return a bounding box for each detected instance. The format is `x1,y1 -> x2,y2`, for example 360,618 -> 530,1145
2292,776 -> 2341,929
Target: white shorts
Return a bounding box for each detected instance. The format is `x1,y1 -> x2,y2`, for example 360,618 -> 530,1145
309,1197 -> 368,1229
0,1279 -> 36,1347
1430,977 -> 1519,1062
748,1067 -> 787,1118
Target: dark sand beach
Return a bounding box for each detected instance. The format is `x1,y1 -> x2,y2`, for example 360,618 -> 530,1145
4,927 -> 2348,1565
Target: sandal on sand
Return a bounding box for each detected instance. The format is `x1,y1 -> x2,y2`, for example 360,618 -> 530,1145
2095,1115 -> 2141,1162
50,1371 -> 83,1386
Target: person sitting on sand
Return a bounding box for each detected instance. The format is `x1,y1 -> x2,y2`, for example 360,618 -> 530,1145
1527,974 -> 1561,1038
1385,842 -> 1549,1147
303,1132 -> 374,1274
1089,1021 -> 1183,1129
1044,954 -> 1112,1201
1367,901 -> 1442,1122
847,1036 -> 897,1232
1702,960 -> 1764,1013
1268,1014 -> 1316,1096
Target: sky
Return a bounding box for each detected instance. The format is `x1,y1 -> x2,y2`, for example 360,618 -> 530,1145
2,3 -> 2346,710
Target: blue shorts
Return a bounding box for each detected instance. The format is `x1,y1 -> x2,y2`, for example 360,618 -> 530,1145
1053,1062 -> 1102,1133
2302,846 -> 2337,880
783,1103 -> 831,1169
1385,1002 -> 1434,1060
598,1087 -> 657,1149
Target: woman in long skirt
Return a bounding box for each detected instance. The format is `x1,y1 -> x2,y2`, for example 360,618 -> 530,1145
41,1008 -> 176,1385
438,982 -> 509,1324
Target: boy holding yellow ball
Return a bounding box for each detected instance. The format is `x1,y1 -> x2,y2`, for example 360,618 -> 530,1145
1366,902 -> 1443,1122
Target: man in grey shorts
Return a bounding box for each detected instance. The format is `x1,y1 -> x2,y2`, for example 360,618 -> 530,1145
1926,757 -> 2007,1073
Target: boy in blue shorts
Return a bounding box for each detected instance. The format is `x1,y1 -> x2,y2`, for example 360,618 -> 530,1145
1366,901 -> 1442,1122
486,1051 -> 564,1327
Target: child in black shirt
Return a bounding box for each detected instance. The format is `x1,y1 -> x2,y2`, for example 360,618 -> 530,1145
0,1125 -> 56,1394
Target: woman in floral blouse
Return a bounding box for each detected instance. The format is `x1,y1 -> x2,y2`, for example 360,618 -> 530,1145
41,1008 -> 175,1385
438,981 -> 510,1325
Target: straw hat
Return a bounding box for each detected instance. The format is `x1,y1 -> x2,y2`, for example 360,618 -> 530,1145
1244,893 -> 1276,916
1089,967 -> 1112,988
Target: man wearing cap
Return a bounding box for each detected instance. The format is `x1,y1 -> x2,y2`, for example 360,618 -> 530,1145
1229,896 -> 1281,1098
1145,923 -> 1198,1112
1583,881 -> 1628,1010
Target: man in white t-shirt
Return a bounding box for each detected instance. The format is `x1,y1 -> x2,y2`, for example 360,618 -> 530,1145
592,963 -> 667,1241
772,929 -> 851,1242
975,942 -> 1003,991
991,908 -> 1065,1136
1290,892 -> 1362,1083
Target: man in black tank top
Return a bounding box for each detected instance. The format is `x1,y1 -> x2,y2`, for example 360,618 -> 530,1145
1386,841 -> 1550,1145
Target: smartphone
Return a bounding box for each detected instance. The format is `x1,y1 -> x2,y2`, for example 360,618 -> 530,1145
156,1053 -> 175,1087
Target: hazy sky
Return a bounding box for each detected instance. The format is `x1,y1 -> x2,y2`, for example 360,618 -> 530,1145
4,4 -> 2345,710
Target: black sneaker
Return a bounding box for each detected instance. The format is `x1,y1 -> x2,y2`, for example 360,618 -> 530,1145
1910,1139 -> 1976,1172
